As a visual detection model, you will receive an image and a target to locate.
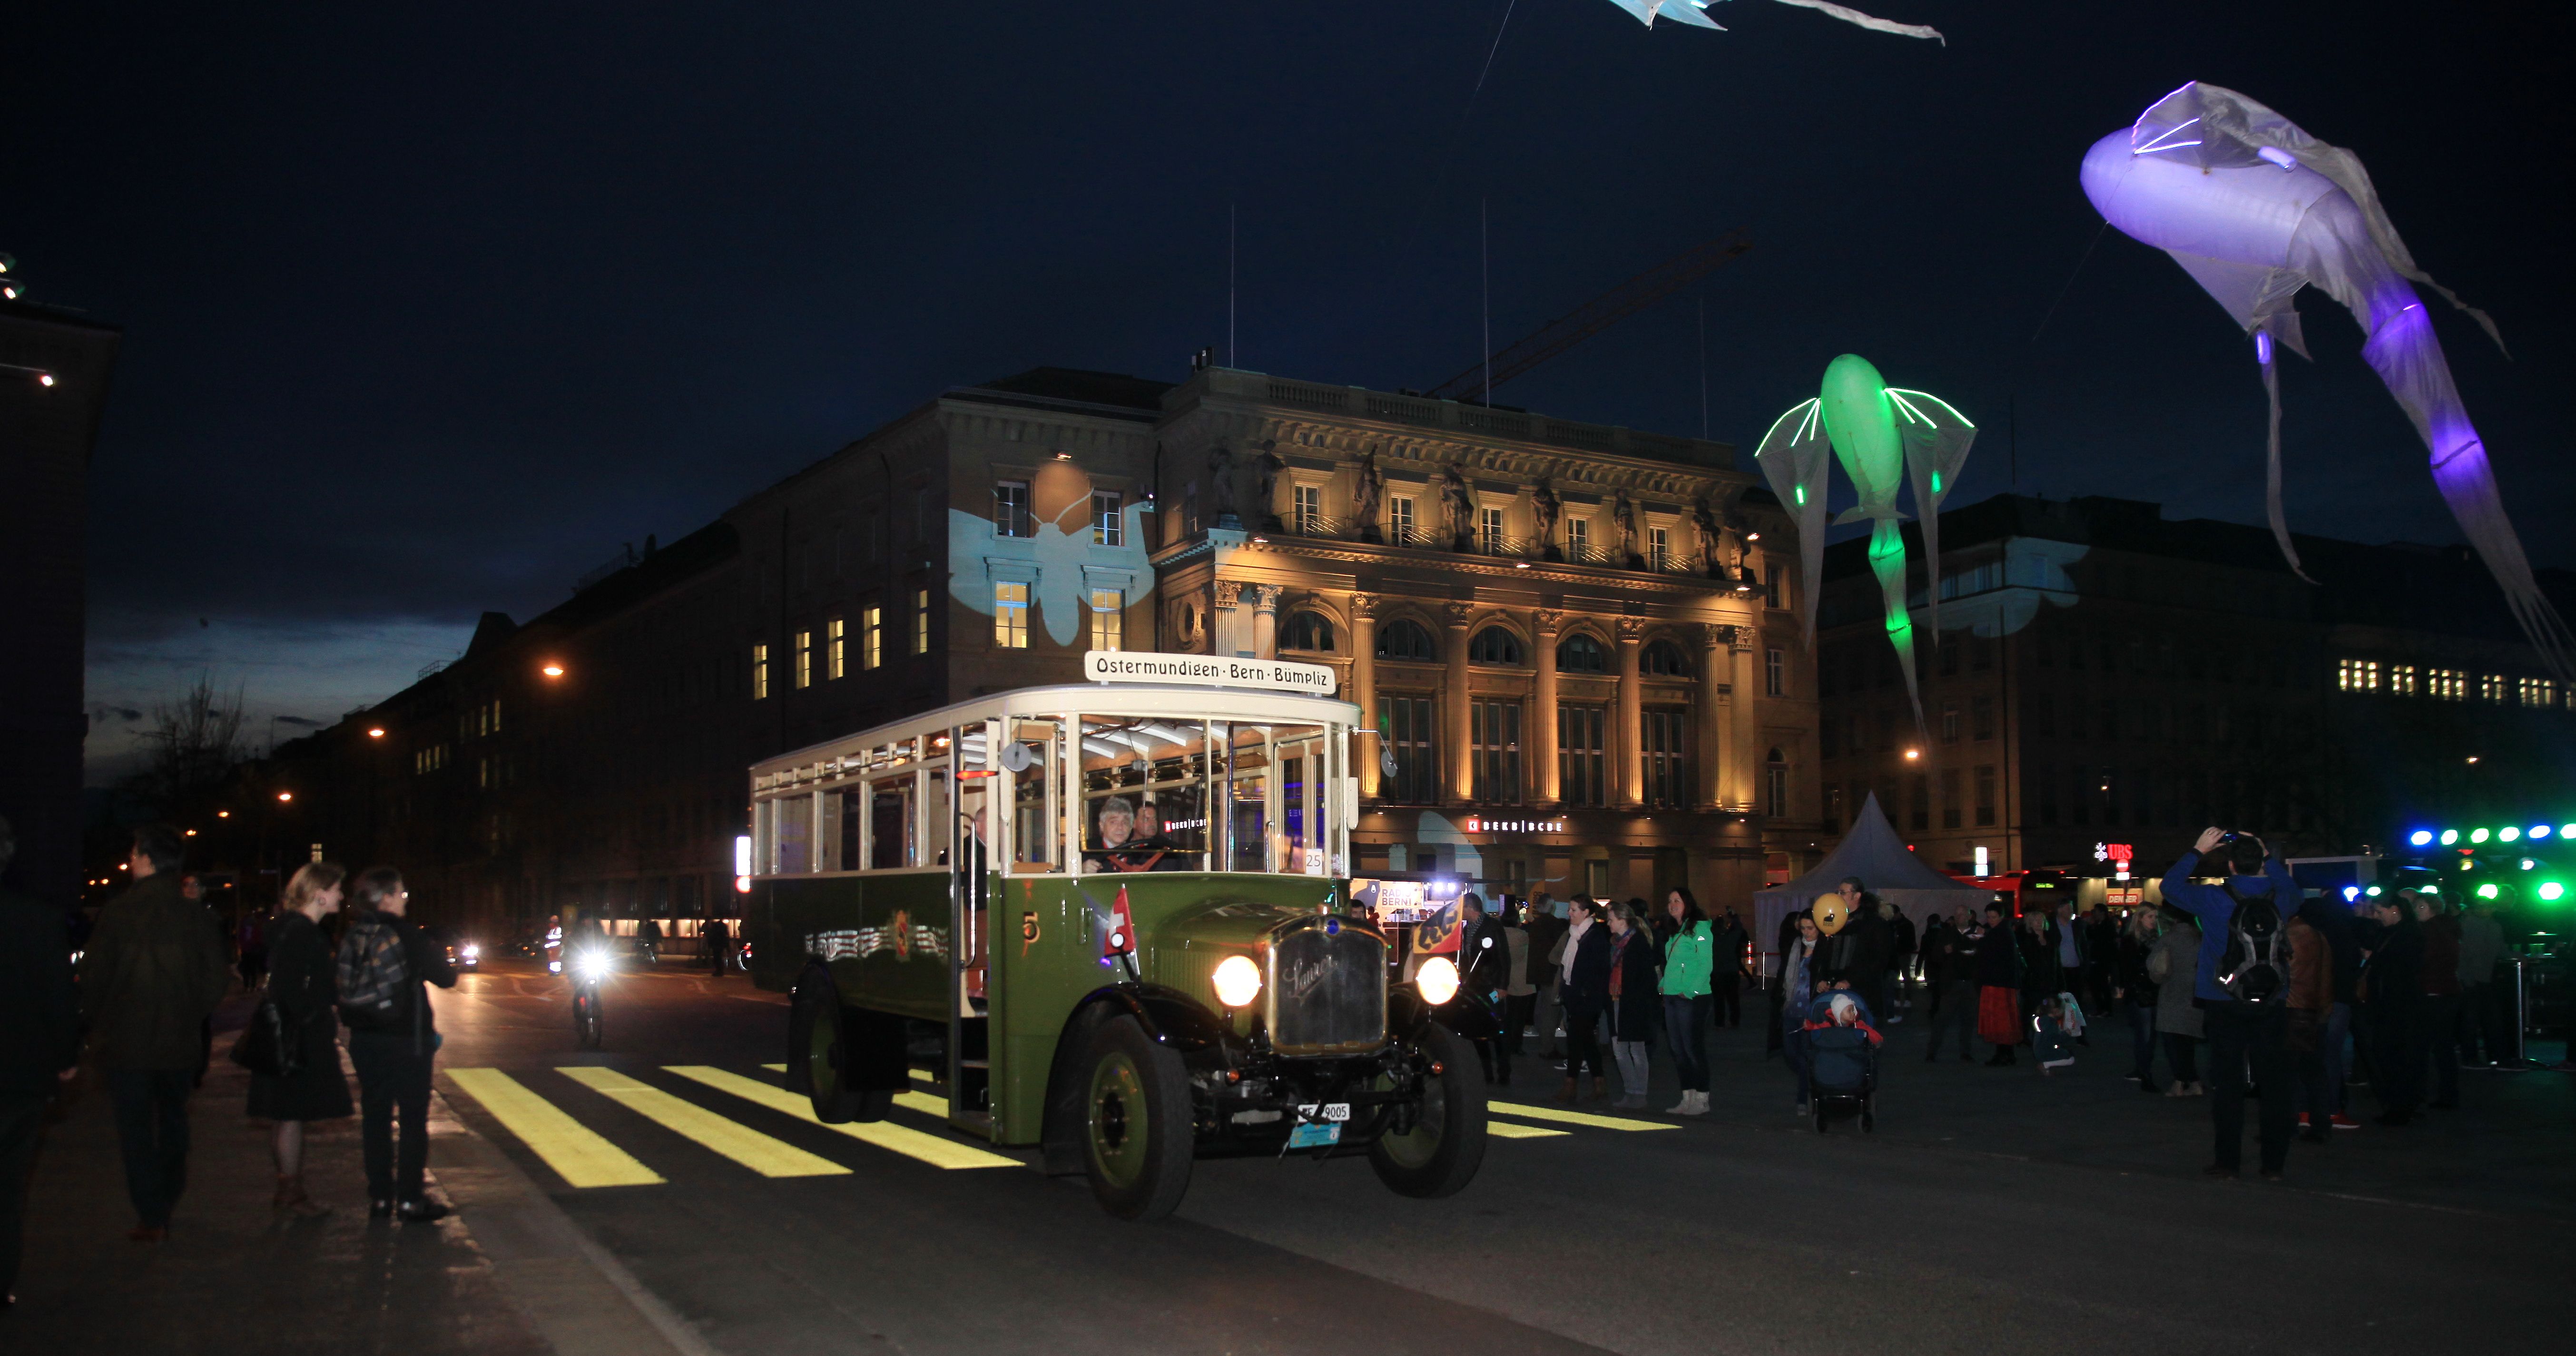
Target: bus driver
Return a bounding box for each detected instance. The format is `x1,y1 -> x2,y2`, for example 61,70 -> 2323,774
1086,795 -> 1178,873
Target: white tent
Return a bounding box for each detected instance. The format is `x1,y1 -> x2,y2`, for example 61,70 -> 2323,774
1750,793 -> 1996,973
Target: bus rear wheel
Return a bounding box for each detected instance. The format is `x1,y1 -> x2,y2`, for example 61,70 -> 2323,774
1080,1015 -> 1193,1221
1369,1022 -> 1486,1199
793,980 -> 888,1124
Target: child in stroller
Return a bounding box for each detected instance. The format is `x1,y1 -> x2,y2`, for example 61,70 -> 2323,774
1801,992 -> 1883,1132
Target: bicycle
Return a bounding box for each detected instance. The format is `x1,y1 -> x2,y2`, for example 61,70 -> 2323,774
570,947 -> 610,1049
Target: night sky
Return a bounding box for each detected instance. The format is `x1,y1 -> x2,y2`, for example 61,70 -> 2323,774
14,2 -> 2567,782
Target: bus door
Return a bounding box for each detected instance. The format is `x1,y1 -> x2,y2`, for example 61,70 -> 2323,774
940,747 -> 991,1130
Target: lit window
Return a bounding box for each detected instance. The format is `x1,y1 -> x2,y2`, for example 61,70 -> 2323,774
1641,639 -> 1691,678
1089,589 -> 1123,651
913,590 -> 930,655
1565,517 -> 1589,558
1766,647 -> 1785,697
1092,491 -> 1122,546
1555,632 -> 1608,674
995,582 -> 1029,648
862,606 -> 883,670
2389,663 -> 2418,696
1295,484 -> 1322,533
1941,704 -> 1961,744
994,481 -> 1032,538
2336,658 -> 2380,692
2480,673 -> 2507,703
2428,668 -> 2466,701
1481,506 -> 1506,553
826,619 -> 846,680
1389,496 -> 1416,543
2523,677 -> 2559,708
1376,619 -> 1438,661
1647,525 -> 1670,569
794,630 -> 813,688
752,644 -> 770,700
1283,611 -> 1336,651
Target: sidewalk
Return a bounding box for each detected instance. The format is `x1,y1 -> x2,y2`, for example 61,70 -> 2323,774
7,991 -> 700,1356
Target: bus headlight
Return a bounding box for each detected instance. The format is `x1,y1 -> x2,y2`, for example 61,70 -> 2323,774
1415,955 -> 1460,1006
1212,955 -> 1263,1008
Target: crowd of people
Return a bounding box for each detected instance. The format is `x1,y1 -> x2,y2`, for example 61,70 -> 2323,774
1440,824 -> 2543,1180
0,819 -> 469,1307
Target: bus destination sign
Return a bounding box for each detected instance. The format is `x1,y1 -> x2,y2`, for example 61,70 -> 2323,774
1082,650 -> 1338,696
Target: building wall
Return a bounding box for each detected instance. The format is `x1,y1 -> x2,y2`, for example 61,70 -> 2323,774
0,300 -> 119,908
1815,495 -> 2576,884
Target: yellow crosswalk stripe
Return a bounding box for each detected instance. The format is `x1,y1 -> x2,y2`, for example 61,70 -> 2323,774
445,1068 -> 665,1188
766,1063 -> 953,1118
1486,1100 -> 1678,1132
1485,1119 -> 1571,1140
557,1067 -> 850,1178
667,1067 -> 1018,1170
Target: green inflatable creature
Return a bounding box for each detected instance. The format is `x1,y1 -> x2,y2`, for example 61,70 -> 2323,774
1754,354 -> 1975,733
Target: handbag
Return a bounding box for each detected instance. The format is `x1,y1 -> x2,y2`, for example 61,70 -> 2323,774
230,998 -> 304,1079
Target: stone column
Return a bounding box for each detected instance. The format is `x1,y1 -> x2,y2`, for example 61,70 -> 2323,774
1731,627 -> 1761,812
1533,609 -> 1563,805
1444,601 -> 1475,806
1350,593 -> 1380,798
1698,623 -> 1729,810
1212,580 -> 1243,657
1251,585 -> 1282,660
1615,618 -> 1645,810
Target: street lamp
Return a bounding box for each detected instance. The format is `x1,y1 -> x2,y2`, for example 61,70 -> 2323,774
542,663 -> 565,678
367,727 -> 386,738
276,791 -> 294,803
1903,748 -> 1921,761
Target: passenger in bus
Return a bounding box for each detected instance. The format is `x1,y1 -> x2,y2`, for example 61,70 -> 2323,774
1085,796 -> 1179,873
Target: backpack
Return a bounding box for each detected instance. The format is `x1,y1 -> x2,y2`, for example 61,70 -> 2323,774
2215,883 -> 2291,1006
336,914 -> 410,1029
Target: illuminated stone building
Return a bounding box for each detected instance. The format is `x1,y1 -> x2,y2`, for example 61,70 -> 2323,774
276,365 -> 1825,938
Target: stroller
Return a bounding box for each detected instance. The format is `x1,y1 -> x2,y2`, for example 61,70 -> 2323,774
1805,994 -> 1880,1133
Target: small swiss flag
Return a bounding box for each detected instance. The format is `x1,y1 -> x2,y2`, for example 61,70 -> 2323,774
1102,885 -> 1138,964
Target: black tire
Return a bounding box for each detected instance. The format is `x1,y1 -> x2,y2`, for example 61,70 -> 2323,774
573,988 -> 605,1049
796,983 -> 889,1124
1369,1021 -> 1487,1199
1078,1015 -> 1195,1221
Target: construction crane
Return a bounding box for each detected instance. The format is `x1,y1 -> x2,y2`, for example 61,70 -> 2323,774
1425,228 -> 1753,405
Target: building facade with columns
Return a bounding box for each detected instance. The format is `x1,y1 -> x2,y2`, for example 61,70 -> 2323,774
1146,367 -> 1825,909
262,364 -> 1829,939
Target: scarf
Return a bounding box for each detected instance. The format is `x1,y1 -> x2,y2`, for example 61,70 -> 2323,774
1561,917 -> 1593,988
1608,930 -> 1632,997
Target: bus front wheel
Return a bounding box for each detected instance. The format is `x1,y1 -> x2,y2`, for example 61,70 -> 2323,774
1368,1022 -> 1486,1199
793,980 -> 888,1124
1079,1015 -> 1194,1221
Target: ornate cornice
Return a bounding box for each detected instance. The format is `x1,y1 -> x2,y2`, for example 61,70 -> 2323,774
1212,580 -> 1243,608
1348,591 -> 1379,618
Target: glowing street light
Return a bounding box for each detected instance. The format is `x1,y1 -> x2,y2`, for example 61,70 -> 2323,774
367,727 -> 386,738
276,791 -> 294,803
216,810 -> 230,819
1903,748 -> 1921,761
541,663 -> 566,678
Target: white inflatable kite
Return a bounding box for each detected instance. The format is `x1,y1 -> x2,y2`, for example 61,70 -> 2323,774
2082,81 -> 2572,679
1602,0 -> 1944,43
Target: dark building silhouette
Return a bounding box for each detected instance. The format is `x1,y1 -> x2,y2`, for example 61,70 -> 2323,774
1814,493 -> 2576,884
0,293 -> 120,906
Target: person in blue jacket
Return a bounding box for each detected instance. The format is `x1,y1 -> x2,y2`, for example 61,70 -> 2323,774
2159,827 -> 2303,1181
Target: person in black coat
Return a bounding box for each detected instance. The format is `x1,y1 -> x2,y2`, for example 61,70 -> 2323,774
1553,901 -> 1613,1103
1456,894 -> 1513,1085
1814,879 -> 1892,1023
1974,905 -> 2026,1065
1,815 -> 80,1307
1710,908 -> 1749,1029
249,864 -> 357,1216
1604,902 -> 1662,1109
2359,894 -> 2426,1125
336,868 -> 459,1221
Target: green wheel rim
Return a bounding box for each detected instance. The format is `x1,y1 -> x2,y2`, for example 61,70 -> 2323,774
808,1004 -> 837,1098
1087,1051 -> 1149,1188
1376,1070 -> 1445,1170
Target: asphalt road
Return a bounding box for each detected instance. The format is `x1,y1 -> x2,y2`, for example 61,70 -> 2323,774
429,962 -> 2575,1356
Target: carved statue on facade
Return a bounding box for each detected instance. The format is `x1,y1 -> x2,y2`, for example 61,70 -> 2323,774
1350,448 -> 1385,543
1207,445 -> 1240,530
1693,496 -> 1728,578
1439,463 -> 1477,551
1254,440 -> 1287,531
1612,490 -> 1641,568
1531,476 -> 1563,560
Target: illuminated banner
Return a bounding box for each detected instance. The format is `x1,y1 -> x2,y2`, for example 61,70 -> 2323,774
1465,817 -> 1567,834
1082,650 -> 1337,696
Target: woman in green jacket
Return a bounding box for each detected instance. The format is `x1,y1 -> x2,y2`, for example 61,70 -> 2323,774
1659,888 -> 1716,1116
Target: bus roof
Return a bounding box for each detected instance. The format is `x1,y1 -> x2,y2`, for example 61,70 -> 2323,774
749,683 -> 1363,779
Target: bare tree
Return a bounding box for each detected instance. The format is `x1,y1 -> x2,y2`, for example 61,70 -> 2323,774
135,672 -> 246,805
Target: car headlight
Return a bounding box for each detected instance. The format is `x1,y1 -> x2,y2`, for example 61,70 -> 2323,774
461,944 -> 480,960
1415,955 -> 1460,1006
1212,954 -> 1263,1008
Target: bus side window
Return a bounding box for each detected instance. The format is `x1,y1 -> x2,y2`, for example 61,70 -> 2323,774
1009,718 -> 1062,873
775,793 -> 813,874
870,779 -> 913,868
836,789 -> 861,872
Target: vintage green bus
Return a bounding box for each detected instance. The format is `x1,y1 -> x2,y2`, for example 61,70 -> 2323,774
743,671 -> 1489,1220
